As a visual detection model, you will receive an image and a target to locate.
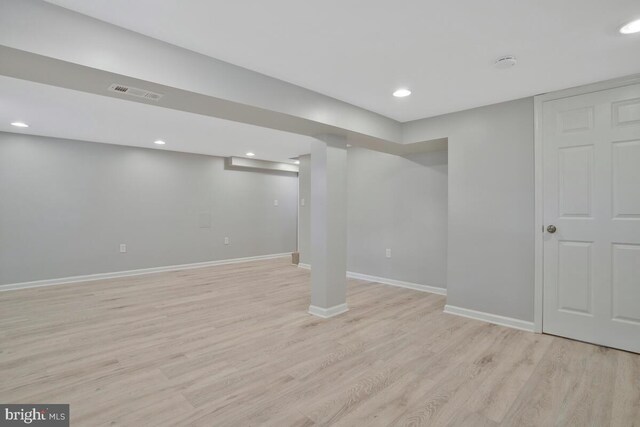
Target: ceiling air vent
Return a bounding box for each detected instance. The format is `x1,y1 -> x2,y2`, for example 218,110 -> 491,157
108,84 -> 164,101
494,55 -> 517,69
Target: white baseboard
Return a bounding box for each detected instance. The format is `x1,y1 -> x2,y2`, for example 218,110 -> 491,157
296,264 -> 446,296
346,271 -> 446,296
0,253 -> 291,292
444,304 -> 535,332
308,303 -> 349,318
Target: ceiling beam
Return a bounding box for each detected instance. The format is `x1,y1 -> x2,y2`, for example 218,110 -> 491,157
0,0 -> 447,155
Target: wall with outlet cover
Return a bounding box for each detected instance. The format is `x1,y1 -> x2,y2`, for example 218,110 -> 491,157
298,146 -> 448,289
300,98 -> 534,324
404,97 -> 534,322
346,147 -> 448,288
0,132 -> 298,285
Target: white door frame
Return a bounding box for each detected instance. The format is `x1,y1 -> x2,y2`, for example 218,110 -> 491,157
533,73 -> 640,333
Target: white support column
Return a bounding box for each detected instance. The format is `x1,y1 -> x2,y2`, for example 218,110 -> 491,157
308,134 -> 348,318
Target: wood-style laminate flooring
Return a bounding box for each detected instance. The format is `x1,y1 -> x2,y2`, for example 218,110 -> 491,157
1,258 -> 638,426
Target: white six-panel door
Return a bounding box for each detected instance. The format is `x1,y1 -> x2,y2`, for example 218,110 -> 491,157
542,83 -> 640,353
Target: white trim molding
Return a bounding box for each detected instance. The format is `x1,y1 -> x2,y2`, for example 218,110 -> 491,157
346,271 -> 446,295
0,253 -> 291,292
533,73 -> 640,334
308,303 -> 349,319
296,264 -> 446,296
444,305 -> 535,332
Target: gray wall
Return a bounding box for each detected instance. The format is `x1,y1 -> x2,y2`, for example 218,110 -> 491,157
405,97 -> 534,322
0,132 -> 298,285
298,147 -> 448,289
300,97 -> 534,322
347,148 -> 448,288
298,155 -> 311,264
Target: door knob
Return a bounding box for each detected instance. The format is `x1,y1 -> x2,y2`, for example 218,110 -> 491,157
547,225 -> 557,234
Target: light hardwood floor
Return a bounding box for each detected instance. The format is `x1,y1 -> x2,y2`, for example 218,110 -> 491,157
1,258 -> 638,426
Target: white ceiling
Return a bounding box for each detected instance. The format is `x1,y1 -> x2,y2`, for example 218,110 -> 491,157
43,0 -> 640,122
0,76 -> 312,162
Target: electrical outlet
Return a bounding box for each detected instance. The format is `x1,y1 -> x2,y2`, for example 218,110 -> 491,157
301,198 -> 305,206
120,244 -> 127,253
224,237 -> 230,245
385,248 -> 391,258
274,199 -> 279,206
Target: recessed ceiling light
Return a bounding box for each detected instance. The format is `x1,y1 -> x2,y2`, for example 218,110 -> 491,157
11,122 -> 29,128
294,160 -> 300,164
620,19 -> 640,34
393,88 -> 412,98
154,140 -> 166,145
246,152 -> 255,157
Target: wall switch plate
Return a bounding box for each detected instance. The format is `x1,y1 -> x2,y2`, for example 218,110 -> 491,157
301,198 -> 305,206
120,244 -> 127,253
274,199 -> 279,206
224,237 -> 230,245
385,248 -> 391,258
